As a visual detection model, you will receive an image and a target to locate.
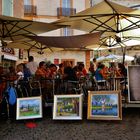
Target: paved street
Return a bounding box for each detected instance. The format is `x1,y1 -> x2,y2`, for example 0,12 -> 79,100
0,107 -> 140,140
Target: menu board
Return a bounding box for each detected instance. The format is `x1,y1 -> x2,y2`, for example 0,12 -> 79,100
128,65 -> 140,103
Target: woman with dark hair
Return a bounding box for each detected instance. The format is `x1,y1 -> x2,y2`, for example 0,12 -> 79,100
95,63 -> 108,81
117,63 -> 127,77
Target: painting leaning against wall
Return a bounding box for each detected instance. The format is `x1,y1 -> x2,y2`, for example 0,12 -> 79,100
87,91 -> 122,120
53,94 -> 83,120
16,96 -> 42,120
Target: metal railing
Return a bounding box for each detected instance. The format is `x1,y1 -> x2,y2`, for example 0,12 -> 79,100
24,5 -> 37,15
57,7 -> 76,17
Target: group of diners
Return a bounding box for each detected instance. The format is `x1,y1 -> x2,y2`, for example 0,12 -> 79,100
0,56 -> 90,100
90,58 -> 128,91
94,61 -> 127,81
0,56 -> 128,101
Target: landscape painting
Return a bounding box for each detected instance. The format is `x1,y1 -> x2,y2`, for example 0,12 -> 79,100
53,94 -> 82,120
16,96 -> 42,120
87,91 -> 122,120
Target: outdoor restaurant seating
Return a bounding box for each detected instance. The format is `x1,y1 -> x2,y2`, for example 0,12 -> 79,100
0,69 -> 129,121
15,73 -> 127,97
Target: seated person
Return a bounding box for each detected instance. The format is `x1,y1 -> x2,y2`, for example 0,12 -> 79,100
0,66 -> 6,101
35,61 -> 52,100
95,63 -> 108,81
6,66 -> 17,82
15,63 -> 24,86
116,63 -> 127,92
35,61 -> 50,79
78,63 -> 87,76
63,66 -> 78,94
89,63 -> 95,76
63,66 -> 78,81
48,64 -> 57,79
22,64 -> 31,81
57,63 -> 64,76
116,63 -> 127,78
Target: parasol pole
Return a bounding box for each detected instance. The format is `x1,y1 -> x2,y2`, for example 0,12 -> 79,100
120,42 -> 126,65
122,47 -> 126,65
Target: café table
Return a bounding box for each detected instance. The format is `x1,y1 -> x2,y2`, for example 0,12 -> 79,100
109,77 -> 126,91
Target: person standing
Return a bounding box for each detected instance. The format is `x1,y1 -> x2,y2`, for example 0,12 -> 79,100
92,58 -> 98,71
26,56 -> 38,76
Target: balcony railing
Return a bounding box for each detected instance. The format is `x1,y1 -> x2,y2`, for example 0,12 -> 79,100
24,5 -> 37,15
57,7 -> 76,17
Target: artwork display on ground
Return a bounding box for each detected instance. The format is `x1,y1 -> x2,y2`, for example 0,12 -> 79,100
53,94 -> 83,120
16,96 -> 42,120
128,65 -> 140,103
87,91 -> 122,120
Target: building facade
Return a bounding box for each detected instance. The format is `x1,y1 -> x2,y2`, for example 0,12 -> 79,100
22,0 -> 140,68
0,0 -> 140,69
0,0 -> 24,71
23,0 -> 91,68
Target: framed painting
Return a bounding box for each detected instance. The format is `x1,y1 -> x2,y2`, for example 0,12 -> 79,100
87,91 -> 122,120
128,65 -> 140,103
16,96 -> 42,120
53,94 -> 83,120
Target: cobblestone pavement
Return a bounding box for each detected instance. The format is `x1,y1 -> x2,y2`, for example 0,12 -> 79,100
0,107 -> 140,140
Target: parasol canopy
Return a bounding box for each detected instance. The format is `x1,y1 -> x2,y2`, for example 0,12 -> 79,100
96,54 -> 134,62
53,0 -> 140,51
53,0 -> 137,36
0,15 -> 59,42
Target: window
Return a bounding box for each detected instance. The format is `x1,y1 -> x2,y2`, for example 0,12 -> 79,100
24,0 -> 32,5
61,0 -> 73,36
62,0 -> 71,8
58,0 -> 75,17
24,0 -> 36,15
2,0 -> 13,16
90,0 -> 94,7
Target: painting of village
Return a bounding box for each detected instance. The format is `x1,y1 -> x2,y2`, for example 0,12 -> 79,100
53,95 -> 82,120
16,96 -> 42,120
88,91 -> 122,120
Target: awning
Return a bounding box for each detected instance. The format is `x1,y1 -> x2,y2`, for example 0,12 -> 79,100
26,32 -> 101,49
7,40 -> 64,53
7,32 -> 100,53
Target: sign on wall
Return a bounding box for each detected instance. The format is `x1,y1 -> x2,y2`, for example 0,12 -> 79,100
1,47 -> 15,55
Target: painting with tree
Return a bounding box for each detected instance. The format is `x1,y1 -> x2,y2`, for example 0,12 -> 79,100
87,91 -> 122,120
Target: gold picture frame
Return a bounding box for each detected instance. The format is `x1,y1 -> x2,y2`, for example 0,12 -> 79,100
87,91 -> 122,120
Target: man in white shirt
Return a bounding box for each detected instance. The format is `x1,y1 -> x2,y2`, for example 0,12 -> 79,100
26,56 -> 38,76
93,58 -> 97,71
